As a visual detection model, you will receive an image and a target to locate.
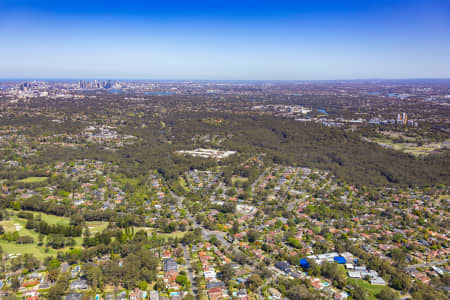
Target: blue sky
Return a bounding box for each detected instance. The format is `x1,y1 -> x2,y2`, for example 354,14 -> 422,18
0,0 -> 449,80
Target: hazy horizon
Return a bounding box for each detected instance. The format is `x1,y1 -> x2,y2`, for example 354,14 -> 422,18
2,77 -> 450,83
1,0 -> 450,80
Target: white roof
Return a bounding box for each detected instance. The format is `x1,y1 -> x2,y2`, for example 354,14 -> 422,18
315,259 -> 324,265
345,264 -> 354,269
370,277 -> 386,285
204,271 -> 216,276
317,252 -> 339,260
347,271 -> 361,278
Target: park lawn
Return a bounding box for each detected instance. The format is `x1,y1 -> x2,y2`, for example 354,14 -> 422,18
403,144 -> 437,156
6,208 -> 69,226
134,227 -> 186,239
371,137 -> 439,156
84,225 -> 185,240
231,176 -> 248,184
34,212 -> 69,225
31,211 -> 70,226
348,279 -> 385,300
114,174 -> 140,187
0,218 -> 19,232
0,215 -> 41,241
0,216 -> 82,259
0,239 -> 58,259
0,210 -> 89,258
0,236 -> 84,259
17,177 -> 48,183
159,231 -> 186,239
86,221 -> 109,234
8,209 -> 107,230
8,209 -> 107,233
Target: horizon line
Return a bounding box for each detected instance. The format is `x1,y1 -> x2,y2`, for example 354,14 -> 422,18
1,77 -> 450,82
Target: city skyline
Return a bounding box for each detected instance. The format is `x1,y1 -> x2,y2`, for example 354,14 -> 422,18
1,0 -> 450,80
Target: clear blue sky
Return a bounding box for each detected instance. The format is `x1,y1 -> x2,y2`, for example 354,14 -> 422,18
0,0 -> 449,80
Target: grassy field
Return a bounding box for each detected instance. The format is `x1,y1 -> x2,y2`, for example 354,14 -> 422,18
231,176 -> 249,184
348,279 -> 385,300
17,176 -> 48,183
0,239 -> 60,259
87,221 -> 109,234
159,231 -> 186,239
0,210 -> 107,258
30,211 -> 69,226
371,137 -> 440,156
0,215 -> 81,259
0,216 -> 83,259
134,227 -> 186,239
114,175 -> 140,187
0,209 -> 182,258
6,209 -> 66,226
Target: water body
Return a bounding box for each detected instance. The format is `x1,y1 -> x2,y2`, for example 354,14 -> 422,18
144,92 -> 174,95
108,89 -> 122,94
388,93 -> 408,99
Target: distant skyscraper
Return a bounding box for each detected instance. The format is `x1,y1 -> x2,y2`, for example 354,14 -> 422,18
19,82 -> 30,91
102,80 -> 112,89
78,80 -> 87,89
397,113 -> 407,125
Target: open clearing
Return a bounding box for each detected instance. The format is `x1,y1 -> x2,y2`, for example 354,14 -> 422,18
370,137 -> 443,156
0,210 -> 179,259
378,130 -> 416,141
87,221 -> 109,234
348,278 -> 385,300
0,240 -> 59,259
231,176 -> 249,184
6,209 -> 69,226
0,210 -> 108,258
134,227 -> 186,239
17,177 -> 48,183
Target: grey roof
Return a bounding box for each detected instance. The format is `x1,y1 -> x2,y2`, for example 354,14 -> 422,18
149,291 -> 160,300
66,293 -> 83,300
370,277 -> 386,285
105,293 -> 115,300
164,258 -> 178,271
70,279 -> 88,290
275,261 -> 291,273
206,281 -> 225,289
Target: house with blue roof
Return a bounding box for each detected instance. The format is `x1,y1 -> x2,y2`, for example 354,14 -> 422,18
334,256 -> 346,264
299,258 -> 310,269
